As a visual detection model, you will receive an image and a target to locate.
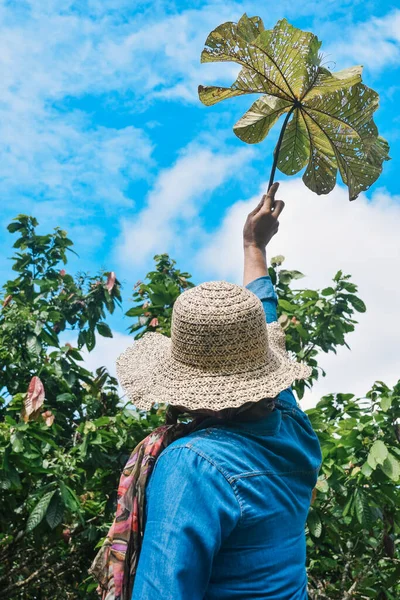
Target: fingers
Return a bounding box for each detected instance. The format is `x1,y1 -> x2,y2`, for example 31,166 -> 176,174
249,196 -> 265,216
250,182 -> 280,216
263,182 -> 280,212
271,199 -> 285,218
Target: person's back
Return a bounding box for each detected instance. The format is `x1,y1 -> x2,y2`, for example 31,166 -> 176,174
99,182 -> 324,600
134,390 -> 322,599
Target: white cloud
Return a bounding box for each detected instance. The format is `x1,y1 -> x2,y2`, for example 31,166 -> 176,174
115,141 -> 254,268
0,1 -> 246,256
1,1 -> 396,234
196,178 -> 400,409
1,122 -> 153,208
0,4 -> 157,240
323,9 -> 400,71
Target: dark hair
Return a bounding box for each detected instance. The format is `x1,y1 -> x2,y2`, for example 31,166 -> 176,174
165,397 -> 276,426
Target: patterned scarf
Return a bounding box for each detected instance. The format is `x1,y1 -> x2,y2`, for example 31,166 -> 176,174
88,418 -> 204,600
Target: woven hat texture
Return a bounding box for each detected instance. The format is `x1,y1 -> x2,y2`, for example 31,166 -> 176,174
116,281 -> 311,411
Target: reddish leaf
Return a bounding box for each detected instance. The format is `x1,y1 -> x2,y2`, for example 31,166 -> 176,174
41,410 -> 55,427
311,487 -> 317,505
149,318 -> 159,328
2,294 -> 12,308
59,269 -> 66,277
106,271 -> 116,293
62,528 -> 71,544
24,376 -> 45,420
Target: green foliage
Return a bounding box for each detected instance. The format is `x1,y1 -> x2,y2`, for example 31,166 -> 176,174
0,217 -> 165,598
0,219 -> 398,599
126,253 -> 194,338
306,382 -> 400,599
267,257 -> 367,399
199,15 -> 389,200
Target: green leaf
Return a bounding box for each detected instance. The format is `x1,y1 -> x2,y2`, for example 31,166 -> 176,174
278,299 -> 297,312
295,323 -> 308,340
86,328 -> 96,351
380,396 -> 392,412
278,271 -> 293,285
46,492 -> 64,529
125,306 -> 147,317
381,453 -> 400,482
342,494 -> 354,517
315,478 -> 329,493
321,287 -> 335,296
347,294 -> 366,313
10,432 -> 24,453
341,281 -> 357,293
27,334 -> 42,356
26,490 -> 55,532
97,322 -> 113,338
354,489 -> 372,528
307,508 -> 322,537
199,16 -> 389,200
28,430 -> 59,449
367,440 -> 388,469
289,270 -> 305,280
59,482 -> 83,523
276,108 -> 310,175
271,255 -> 285,267
361,461 -> 373,477
78,329 -> 86,347
56,393 -> 75,404
235,94 -> 293,145
7,221 -> 25,233
334,270 -> 343,282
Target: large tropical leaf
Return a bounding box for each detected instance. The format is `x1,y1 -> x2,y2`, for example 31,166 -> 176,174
26,490 -> 56,532
199,15 -> 390,200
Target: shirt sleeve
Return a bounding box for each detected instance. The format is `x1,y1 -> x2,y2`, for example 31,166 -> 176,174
246,275 -> 278,323
246,276 -> 298,403
132,445 -> 241,600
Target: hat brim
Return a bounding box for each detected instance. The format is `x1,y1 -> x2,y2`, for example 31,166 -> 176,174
116,322 -> 312,412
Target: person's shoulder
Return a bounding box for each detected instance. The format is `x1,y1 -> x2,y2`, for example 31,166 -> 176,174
158,428 -> 217,465
148,430 -> 241,499
154,428 -> 236,480
158,425 -> 255,483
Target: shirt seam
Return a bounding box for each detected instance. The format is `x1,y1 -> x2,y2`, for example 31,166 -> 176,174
159,444 -> 245,522
228,464 -> 322,483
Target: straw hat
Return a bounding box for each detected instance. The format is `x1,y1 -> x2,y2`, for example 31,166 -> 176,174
116,281 -> 311,411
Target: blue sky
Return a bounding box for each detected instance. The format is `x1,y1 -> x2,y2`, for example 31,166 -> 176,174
1,0 -> 399,406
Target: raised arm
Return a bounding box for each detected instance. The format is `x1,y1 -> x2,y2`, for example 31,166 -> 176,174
243,182 -> 284,323
242,184 -> 299,406
243,182 -> 284,285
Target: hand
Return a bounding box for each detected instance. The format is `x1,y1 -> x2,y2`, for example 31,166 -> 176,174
243,182 -> 285,249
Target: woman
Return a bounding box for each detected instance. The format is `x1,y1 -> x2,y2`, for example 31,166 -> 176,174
91,182 -> 323,600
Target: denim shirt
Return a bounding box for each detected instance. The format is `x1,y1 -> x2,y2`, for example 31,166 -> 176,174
132,276 -> 323,600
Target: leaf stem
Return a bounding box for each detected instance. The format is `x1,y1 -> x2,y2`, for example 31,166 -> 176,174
268,105 -> 296,190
